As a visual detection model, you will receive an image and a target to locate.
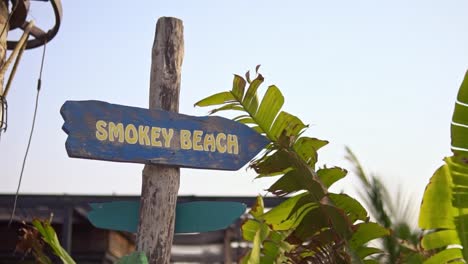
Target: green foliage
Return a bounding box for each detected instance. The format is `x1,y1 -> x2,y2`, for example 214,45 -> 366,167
195,67 -> 389,263
346,147 -> 424,263
15,218 -> 75,264
32,219 -> 76,264
419,70 -> 468,263
17,218 -> 150,264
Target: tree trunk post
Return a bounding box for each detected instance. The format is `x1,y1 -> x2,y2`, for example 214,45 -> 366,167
136,17 -> 184,264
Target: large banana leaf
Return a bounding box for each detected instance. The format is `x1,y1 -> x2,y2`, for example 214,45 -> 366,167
419,71 -> 468,262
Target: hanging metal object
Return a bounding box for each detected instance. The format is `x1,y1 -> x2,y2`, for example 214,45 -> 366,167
7,0 -> 62,50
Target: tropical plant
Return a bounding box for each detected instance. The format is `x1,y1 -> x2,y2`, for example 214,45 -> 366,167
16,217 -> 148,264
195,66 -> 389,263
346,147 -> 424,263
16,217 -> 76,264
419,70 -> 468,263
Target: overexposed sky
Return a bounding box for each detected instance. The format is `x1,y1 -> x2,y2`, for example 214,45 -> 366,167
1,1 -> 467,219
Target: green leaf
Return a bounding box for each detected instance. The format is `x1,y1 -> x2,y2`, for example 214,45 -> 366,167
194,91 -> 235,107
232,74 -> 247,100
262,241 -> 279,263
32,219 -> 76,264
286,193 -> 319,219
246,70 -> 251,83
117,252 -> 148,264
237,117 -> 255,125
329,193 -> 368,222
262,193 -> 320,231
240,251 -> 251,264
453,172 -> 468,186
255,85 -> 284,134
419,73 -> 468,262
453,192 -> 468,208
421,230 -> 461,250
249,229 -> 262,264
451,71 -> 468,154
451,125 -> 468,151
251,126 -> 265,134
349,222 -> 389,250
270,111 -> 306,141
423,248 -> 463,264
419,165 -> 455,229
243,74 -> 264,114
317,167 -> 347,188
267,169 -> 325,198
293,137 -> 329,167
290,205 -> 353,242
403,253 -> 425,264
280,203 -> 318,231
209,102 -> 243,114
251,196 -> 264,218
355,247 -> 382,259
252,150 -> 292,176
262,192 -> 309,225
233,114 -> 251,121
35,253 -> 52,264
242,219 -> 261,241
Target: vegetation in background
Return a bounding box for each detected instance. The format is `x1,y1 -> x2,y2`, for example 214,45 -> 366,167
15,217 -> 75,264
15,217 -> 148,264
418,70 -> 468,263
195,66 -> 389,263
346,147 -> 424,263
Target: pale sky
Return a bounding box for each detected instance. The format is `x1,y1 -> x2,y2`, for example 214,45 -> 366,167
1,1 -> 467,221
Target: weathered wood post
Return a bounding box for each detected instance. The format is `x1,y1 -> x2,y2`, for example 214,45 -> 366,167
136,17 -> 184,263
0,0 -> 8,120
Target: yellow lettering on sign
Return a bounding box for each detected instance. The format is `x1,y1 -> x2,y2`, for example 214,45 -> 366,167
227,134 -> 239,154
204,133 -> 216,152
108,122 -> 124,143
138,125 -> 150,146
95,120 -> 108,141
216,133 -> 227,153
151,127 -> 162,147
161,128 -> 174,148
125,124 -> 138,144
180,130 -> 192,150
94,121 -> 240,155
192,130 -> 203,151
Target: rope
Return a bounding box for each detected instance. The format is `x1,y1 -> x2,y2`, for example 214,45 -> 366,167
8,41 -> 46,227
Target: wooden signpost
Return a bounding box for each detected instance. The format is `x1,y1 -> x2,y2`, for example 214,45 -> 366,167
60,17 -> 269,263
61,100 -> 268,170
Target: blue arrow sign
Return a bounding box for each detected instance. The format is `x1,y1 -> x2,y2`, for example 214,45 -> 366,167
61,100 -> 269,170
87,201 -> 246,233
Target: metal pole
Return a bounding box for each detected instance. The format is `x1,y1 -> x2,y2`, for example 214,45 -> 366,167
136,17 -> 184,264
